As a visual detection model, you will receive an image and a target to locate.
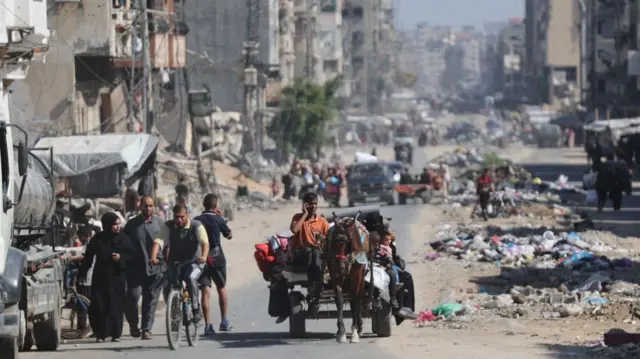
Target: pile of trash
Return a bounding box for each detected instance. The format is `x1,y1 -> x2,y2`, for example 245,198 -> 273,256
428,225 -> 624,267
423,225 -> 640,323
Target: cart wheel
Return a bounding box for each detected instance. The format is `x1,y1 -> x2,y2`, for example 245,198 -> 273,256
289,291 -> 306,338
376,301 -> 392,338
398,194 -> 407,205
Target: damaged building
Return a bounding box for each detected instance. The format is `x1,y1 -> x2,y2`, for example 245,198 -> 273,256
11,0 -> 187,144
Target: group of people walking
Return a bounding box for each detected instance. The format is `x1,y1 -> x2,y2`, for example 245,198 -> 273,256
76,193 -> 233,342
585,134 -> 633,211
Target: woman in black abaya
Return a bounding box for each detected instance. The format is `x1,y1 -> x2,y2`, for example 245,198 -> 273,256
79,212 -> 133,342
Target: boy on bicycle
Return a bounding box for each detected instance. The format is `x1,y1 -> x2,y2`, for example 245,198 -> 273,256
150,204 -> 209,322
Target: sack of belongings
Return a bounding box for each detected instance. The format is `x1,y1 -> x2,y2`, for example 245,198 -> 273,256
254,232 -> 291,281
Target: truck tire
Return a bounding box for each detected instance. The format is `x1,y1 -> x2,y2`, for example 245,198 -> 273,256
289,291 -> 306,338
34,291 -> 61,351
0,337 -> 18,359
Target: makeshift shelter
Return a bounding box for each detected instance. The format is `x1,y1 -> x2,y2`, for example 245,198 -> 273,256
34,134 -> 159,198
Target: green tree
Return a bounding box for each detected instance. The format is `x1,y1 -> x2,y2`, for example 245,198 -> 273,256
268,76 -> 342,160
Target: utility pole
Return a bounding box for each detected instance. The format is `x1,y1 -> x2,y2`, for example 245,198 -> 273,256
242,0 -> 261,153
138,0 -> 154,133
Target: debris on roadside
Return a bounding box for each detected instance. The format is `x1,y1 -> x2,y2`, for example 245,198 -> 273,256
419,224 -> 640,324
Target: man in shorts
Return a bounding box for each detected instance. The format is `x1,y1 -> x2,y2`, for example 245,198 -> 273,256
195,194 -> 233,335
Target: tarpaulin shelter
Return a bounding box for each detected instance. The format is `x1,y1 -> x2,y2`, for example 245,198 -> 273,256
34,133 -> 159,198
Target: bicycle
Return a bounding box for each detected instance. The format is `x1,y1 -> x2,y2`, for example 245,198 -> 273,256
61,263 -> 92,340
165,260 -> 203,350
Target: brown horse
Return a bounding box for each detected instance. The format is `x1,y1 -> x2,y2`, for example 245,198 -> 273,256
326,212 -> 370,343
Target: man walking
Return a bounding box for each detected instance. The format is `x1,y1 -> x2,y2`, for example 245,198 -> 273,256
123,196 -> 166,340
195,194 -> 233,335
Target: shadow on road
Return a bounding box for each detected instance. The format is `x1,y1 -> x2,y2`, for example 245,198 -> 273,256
56,342 -> 168,352
206,331 -> 376,348
540,342 -> 639,358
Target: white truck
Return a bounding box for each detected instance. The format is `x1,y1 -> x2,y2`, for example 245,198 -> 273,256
0,2 -> 63,358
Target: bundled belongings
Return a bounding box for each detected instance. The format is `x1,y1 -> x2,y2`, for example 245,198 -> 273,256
254,231 -> 292,281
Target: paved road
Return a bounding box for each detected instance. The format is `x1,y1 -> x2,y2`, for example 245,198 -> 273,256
20,146 -> 433,359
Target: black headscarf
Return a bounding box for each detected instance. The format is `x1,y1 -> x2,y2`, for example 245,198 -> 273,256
101,212 -> 120,234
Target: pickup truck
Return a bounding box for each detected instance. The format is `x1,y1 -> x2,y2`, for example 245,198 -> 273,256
347,162 -> 399,207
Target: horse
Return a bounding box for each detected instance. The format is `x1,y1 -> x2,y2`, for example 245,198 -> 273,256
325,212 -> 370,343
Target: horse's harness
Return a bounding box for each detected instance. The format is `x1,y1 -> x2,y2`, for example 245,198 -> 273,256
326,219 -> 366,275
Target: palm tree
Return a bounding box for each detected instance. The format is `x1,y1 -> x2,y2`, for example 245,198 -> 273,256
268,76 -> 342,160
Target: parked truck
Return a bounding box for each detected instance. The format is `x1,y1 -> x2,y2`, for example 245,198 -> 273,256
0,2 -> 62,358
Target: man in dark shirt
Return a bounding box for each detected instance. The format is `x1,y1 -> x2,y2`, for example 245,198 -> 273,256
123,196 -> 166,340
195,194 -> 233,335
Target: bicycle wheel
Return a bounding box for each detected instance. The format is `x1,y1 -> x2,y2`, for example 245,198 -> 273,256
184,302 -> 200,347
165,290 -> 182,350
61,294 -> 92,340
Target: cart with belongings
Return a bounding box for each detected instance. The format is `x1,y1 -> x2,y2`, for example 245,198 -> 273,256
253,206 -> 416,338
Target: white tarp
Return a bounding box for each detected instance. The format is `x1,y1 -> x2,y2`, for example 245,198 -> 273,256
354,152 -> 379,163
34,134 -> 158,197
35,134 -> 158,177
583,118 -> 640,139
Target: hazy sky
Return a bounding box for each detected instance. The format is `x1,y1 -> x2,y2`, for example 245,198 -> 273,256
395,0 -> 525,29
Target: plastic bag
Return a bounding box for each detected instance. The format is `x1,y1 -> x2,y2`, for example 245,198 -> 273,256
431,303 -> 464,318
557,174 -> 568,186
585,189 -> 597,204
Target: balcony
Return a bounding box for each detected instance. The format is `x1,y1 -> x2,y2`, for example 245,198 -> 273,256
0,0 -> 49,77
110,0 -> 186,68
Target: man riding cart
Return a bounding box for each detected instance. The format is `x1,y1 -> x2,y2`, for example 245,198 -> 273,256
253,203 -> 416,339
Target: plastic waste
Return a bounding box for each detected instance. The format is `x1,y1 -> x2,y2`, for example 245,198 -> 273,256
560,251 -> 595,268
431,303 -> 465,318
584,297 -> 608,305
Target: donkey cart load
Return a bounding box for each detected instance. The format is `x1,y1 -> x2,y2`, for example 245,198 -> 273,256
253,206 -> 416,342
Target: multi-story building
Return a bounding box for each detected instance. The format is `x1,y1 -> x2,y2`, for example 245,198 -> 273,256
495,19 -> 526,102
342,0 -> 369,111
525,0 -> 580,109
317,0 -> 344,83
457,33 -> 482,85
293,0 -> 321,82
583,0 -> 640,117
11,0 -> 188,141
186,0 -> 280,112
279,0 -> 296,87
584,0 -> 617,110
342,0 -> 395,113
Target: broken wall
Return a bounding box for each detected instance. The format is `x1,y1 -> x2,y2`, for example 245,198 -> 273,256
9,1 -> 112,143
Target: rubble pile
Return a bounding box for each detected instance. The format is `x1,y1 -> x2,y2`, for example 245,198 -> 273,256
426,147 -> 585,218
156,152 -> 280,213
419,226 -> 640,325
